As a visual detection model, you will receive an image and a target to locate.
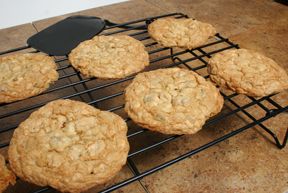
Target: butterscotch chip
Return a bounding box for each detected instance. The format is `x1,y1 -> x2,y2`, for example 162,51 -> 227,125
148,18 -> 216,49
0,154 -> 16,193
208,49 -> 288,97
69,35 -> 149,79
8,99 -> 129,193
0,53 -> 58,103
124,68 -> 223,135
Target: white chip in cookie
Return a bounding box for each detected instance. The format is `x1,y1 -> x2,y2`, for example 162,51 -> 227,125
8,99 -> 129,193
69,35 -> 149,79
148,18 -> 216,49
125,68 -> 223,135
0,53 -> 58,103
208,49 -> 288,97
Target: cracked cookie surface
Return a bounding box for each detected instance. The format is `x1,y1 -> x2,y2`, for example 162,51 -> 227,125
208,49 -> 288,97
148,18 -> 216,49
0,53 -> 58,103
0,154 -> 16,193
8,99 -> 129,193
124,68 -> 223,135
69,35 -> 149,79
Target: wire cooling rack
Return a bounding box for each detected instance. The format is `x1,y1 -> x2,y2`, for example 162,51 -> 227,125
0,13 -> 287,193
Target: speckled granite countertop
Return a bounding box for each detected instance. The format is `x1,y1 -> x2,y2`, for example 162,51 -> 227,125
1,1 -> 287,193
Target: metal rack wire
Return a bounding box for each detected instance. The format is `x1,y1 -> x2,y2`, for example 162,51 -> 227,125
0,12 -> 287,193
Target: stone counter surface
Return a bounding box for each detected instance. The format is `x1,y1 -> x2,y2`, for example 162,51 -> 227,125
0,0 -> 287,193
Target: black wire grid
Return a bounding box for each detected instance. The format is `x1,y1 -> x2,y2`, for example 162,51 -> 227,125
0,13 -> 287,193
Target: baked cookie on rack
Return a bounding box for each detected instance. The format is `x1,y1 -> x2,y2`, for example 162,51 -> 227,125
148,17 -> 216,49
0,154 -> 16,193
124,68 -> 223,135
0,53 -> 58,103
8,99 -> 129,193
69,35 -> 149,79
208,49 -> 288,97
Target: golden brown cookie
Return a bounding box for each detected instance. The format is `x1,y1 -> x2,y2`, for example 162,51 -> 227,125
0,154 -> 16,193
69,35 -> 149,79
8,99 -> 129,193
148,18 -> 216,49
124,68 -> 223,135
0,53 -> 58,103
208,49 -> 288,97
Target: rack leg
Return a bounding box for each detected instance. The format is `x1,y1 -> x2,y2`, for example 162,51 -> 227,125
259,126 -> 288,149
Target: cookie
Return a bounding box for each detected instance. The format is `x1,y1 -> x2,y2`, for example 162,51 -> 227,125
148,17 -> 216,49
69,35 -> 149,79
0,154 -> 16,193
8,99 -> 129,193
208,49 -> 288,97
0,53 -> 59,103
124,68 -> 223,135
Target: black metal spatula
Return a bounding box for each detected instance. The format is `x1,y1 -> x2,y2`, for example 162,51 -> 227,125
27,15 -> 146,56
